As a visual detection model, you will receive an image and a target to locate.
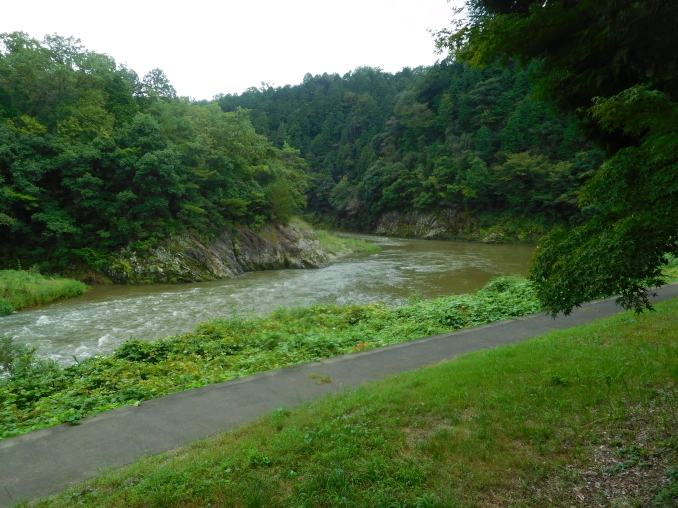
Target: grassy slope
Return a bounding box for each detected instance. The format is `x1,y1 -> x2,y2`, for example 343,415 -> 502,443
292,219 -> 381,256
0,270 -> 88,316
315,230 -> 381,255
29,298 -> 678,508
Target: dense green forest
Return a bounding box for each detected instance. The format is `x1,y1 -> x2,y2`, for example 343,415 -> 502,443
1,30 -> 603,273
217,61 -> 602,228
437,0 -> 678,314
0,33 -> 307,270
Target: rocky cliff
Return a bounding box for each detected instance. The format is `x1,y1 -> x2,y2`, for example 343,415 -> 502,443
374,209 -> 544,244
106,223 -> 329,284
375,210 -> 482,241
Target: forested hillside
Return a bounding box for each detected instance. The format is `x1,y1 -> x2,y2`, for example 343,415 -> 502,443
0,33 -> 307,270
1,30 -> 605,273
218,60 -> 603,229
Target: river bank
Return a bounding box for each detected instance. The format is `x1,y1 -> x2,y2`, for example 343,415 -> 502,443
0,227 -> 377,318
0,276 -> 540,439
375,210 -> 549,243
14,293 -> 678,508
0,270 -> 88,316
313,209 -> 551,244
69,222 -> 334,285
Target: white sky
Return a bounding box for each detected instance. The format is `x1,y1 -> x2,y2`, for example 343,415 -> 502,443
1,0 -> 459,101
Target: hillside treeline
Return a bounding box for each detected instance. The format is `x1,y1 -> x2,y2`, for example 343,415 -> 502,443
1,31 -> 604,271
218,60 -> 603,228
0,33 -> 307,269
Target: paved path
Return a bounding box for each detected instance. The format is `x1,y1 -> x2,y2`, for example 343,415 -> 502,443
2,284 -> 677,507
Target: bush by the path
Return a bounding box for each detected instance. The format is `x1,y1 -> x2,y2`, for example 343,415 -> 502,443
0,276 -> 539,439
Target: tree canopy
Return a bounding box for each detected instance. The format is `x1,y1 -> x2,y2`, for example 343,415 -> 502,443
0,33 -> 307,270
220,61 -> 600,231
435,0 -> 678,315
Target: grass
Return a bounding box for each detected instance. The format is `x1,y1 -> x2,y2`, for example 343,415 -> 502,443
293,217 -> 380,255
315,230 -> 381,256
0,269 -> 88,316
478,213 -> 552,243
0,276 -> 540,439
25,297 -> 678,507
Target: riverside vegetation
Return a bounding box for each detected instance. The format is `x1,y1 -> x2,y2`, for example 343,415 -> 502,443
0,276 -> 540,439
20,297 -> 678,507
313,230 -> 381,256
0,269 -> 87,316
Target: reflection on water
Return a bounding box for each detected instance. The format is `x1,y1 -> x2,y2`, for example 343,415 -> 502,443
0,235 -> 534,363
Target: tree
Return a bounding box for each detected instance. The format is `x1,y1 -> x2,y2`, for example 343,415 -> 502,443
456,154 -> 490,205
141,68 -> 177,100
0,34 -> 317,269
436,0 -> 678,314
474,124 -> 494,161
491,151 -> 572,217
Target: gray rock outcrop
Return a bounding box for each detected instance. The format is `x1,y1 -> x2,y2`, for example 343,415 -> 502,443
107,223 -> 328,284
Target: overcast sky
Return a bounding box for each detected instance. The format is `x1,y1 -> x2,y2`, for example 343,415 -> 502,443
1,0 -> 459,101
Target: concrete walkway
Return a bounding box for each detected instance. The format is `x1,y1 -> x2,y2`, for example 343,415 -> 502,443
2,284 -> 677,507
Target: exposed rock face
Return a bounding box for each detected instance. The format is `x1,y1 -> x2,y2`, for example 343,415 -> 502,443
106,223 -> 329,284
375,209 -> 483,241
374,209 -> 543,244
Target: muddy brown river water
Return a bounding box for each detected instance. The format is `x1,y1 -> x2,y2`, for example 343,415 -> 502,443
0,234 -> 534,363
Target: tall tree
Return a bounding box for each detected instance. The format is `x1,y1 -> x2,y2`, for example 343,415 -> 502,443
435,0 -> 678,314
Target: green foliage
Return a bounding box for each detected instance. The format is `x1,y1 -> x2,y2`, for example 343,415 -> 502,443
653,467 -> 678,507
221,60 -> 600,230
477,213 -> 549,243
492,152 -> 574,218
530,65 -> 678,315
0,335 -> 36,374
0,34 -> 310,269
0,30 -> 601,269
0,276 -> 539,439
32,297 -> 678,507
435,0 -> 678,314
314,230 -> 381,255
0,269 -> 87,314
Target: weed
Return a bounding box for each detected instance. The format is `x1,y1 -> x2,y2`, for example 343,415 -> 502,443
653,467 -> 678,507
18,298 -> 678,507
315,230 -> 381,255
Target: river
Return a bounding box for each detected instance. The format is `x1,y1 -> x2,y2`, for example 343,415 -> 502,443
1,235 -> 534,363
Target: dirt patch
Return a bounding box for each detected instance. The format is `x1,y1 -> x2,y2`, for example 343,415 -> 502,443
566,405 -> 677,507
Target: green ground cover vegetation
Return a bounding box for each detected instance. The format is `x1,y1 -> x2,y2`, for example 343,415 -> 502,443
23,297 -> 678,507
0,269 -> 87,316
314,230 -> 381,256
293,219 -> 380,255
0,276 -> 539,439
